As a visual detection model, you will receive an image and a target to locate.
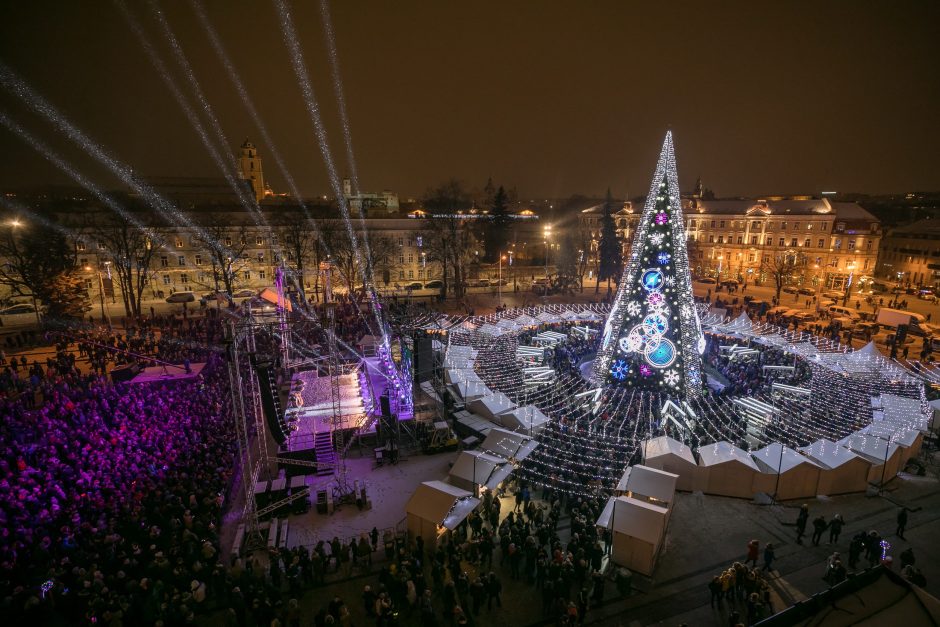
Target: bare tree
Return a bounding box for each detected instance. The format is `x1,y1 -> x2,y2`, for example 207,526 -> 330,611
762,251 -> 806,303
83,212 -> 159,318
421,180 -> 473,300
190,214 -> 251,296
275,207 -> 319,304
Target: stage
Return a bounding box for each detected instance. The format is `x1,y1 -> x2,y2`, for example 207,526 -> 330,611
128,362 -> 206,384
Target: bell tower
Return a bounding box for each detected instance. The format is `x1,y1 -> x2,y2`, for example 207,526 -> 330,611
238,139 -> 266,202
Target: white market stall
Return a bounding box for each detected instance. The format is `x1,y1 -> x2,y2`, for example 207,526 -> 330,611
496,404 -> 550,435
615,465 -> 679,510
467,391 -> 517,421
799,439 -> 872,495
839,434 -> 902,485
448,450 -> 511,492
596,496 -> 669,576
405,481 -> 480,551
750,443 -> 822,501
641,436 -> 703,492
480,427 -> 539,461
697,442 -> 763,499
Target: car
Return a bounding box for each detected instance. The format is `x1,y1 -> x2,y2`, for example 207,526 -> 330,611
852,322 -> 879,338
918,289 -> 935,300
424,280 -> 443,290
786,310 -> 816,323
475,279 -> 491,288
233,289 -> 255,298
0,303 -> 36,315
165,292 -> 196,303
818,299 -> 835,309
822,290 -> 845,300
766,306 -> 792,316
797,287 -> 816,296
404,282 -> 423,290
782,286 -> 800,294
720,279 -> 739,287
696,277 -> 717,285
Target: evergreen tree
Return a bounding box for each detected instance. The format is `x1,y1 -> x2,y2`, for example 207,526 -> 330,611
597,189 -> 622,293
484,185 -> 510,262
556,233 -> 580,293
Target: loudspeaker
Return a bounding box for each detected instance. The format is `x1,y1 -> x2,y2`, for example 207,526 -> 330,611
110,362 -> 141,383
413,332 -> 433,383
251,360 -> 287,444
380,394 -> 391,417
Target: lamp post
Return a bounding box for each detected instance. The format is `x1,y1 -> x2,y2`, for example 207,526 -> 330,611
543,225 -> 552,279
498,254 -> 506,305
86,265 -> 110,326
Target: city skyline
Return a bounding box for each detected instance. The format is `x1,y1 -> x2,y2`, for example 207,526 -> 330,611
0,1 -> 938,201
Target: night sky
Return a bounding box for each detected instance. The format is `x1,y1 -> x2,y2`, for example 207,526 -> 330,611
1,1 -> 938,201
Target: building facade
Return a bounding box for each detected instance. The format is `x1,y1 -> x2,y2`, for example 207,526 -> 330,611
877,218 -> 940,288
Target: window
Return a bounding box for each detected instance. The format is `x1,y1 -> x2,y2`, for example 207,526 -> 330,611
804,238 -> 811,247
255,236 -> 264,246
793,222 -> 800,230
719,220 -> 725,228
76,241 -> 86,251
259,270 -> 266,280
399,254 -> 405,264
398,237 -> 404,246
180,273 -> 188,284
416,236 -> 423,247
418,269 -> 424,278
779,237 -> 785,247
689,219 -> 697,228
867,241 -> 873,250
821,223 -> 828,231
751,236 -> 758,245
751,221 -> 761,230
736,236 -> 743,244
257,252 -> 264,263
175,240 -> 183,248
864,259 -> 870,270
766,222 -> 774,231
162,274 -> 171,285
818,238 -> 825,248
780,222 -> 787,231
807,223 -> 813,230
97,241 -> 105,250
407,253 -> 414,264
224,237 -> 233,247
790,238 -> 797,247
399,270 -> 404,279
710,220 -> 716,228
708,235 -> 715,243
718,236 -> 724,243
84,279 -> 93,289
178,256 -> 185,266
848,240 -> 856,250
834,238 -> 842,250
160,256 -> 169,267
195,255 -> 202,266
748,253 -> 756,262
244,271 -> 251,280
408,270 -> 414,279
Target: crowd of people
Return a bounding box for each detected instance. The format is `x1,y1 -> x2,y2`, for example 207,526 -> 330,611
0,316 -> 235,625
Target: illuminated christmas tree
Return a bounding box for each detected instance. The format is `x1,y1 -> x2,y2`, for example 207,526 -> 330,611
594,131 -> 704,396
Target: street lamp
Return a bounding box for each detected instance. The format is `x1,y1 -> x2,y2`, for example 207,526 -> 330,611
85,264 -> 110,325
498,254 -> 507,305
543,225 -> 552,279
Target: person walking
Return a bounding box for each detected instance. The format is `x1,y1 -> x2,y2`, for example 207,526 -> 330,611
828,514 -> 844,544
763,543 -> 776,573
812,515 -> 828,546
796,504 -> 809,545
896,508 -> 908,539
746,539 -> 759,568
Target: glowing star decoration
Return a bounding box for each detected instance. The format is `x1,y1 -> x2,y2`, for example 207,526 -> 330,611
657,251 -> 672,265
639,364 -> 653,377
610,359 -> 629,380
654,212 -> 669,225
664,369 -> 680,386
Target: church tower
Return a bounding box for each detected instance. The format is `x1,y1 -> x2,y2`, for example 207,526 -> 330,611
238,139 -> 266,203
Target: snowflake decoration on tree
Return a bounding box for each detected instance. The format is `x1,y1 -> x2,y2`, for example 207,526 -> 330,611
626,300 -> 641,316
663,369 -> 680,386
639,364 -> 653,377
664,276 -> 675,286
655,212 -> 669,225
610,359 -> 630,381
657,251 -> 672,265
649,233 -> 665,246
681,304 -> 694,319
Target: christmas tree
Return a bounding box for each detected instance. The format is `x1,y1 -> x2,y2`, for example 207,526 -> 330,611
594,131 -> 704,396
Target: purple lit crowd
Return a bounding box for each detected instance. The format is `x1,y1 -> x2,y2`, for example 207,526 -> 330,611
0,318 -> 234,625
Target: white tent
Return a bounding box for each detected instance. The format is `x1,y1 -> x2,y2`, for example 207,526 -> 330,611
697,442 -> 762,499
560,310 -> 580,321
860,424 -> 924,467
799,439 -> 871,495
615,465 -> 678,525
467,392 -> 517,421
578,310 -> 603,321
750,443 -> 822,501
405,481 -> 480,551
513,314 -> 539,327
641,436 -> 702,492
596,496 -> 669,576
480,428 -> 538,461
496,404 -> 550,434
445,366 -> 478,385
879,393 -> 931,432
478,323 -> 506,337
537,311 -> 562,323
453,378 -> 490,402
448,451 -> 510,492
839,434 -> 902,485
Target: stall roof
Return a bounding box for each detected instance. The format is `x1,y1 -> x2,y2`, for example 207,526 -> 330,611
838,434 -> 901,464
405,481 -> 480,530
449,451 -> 508,487
596,496 -> 669,544
751,443 -> 822,474
643,436 -> 696,465
469,391 -> 517,418
453,379 -> 490,401
860,424 -> 922,448
497,404 -> 550,431
615,465 -> 678,503
481,428 -> 533,459
697,442 -> 760,470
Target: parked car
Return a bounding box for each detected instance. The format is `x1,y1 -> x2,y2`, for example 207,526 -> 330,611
696,277 -> 717,285
785,310 -> 816,323
0,303 -> 36,315
827,305 -> 860,320
165,292 -> 196,303
782,286 -> 800,295
918,289 -> 935,300
424,280 -> 443,290
404,282 -> 423,290
797,287 -> 815,296
852,322 -> 880,338
233,289 -> 255,298
767,306 -> 792,316
822,290 -> 845,300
